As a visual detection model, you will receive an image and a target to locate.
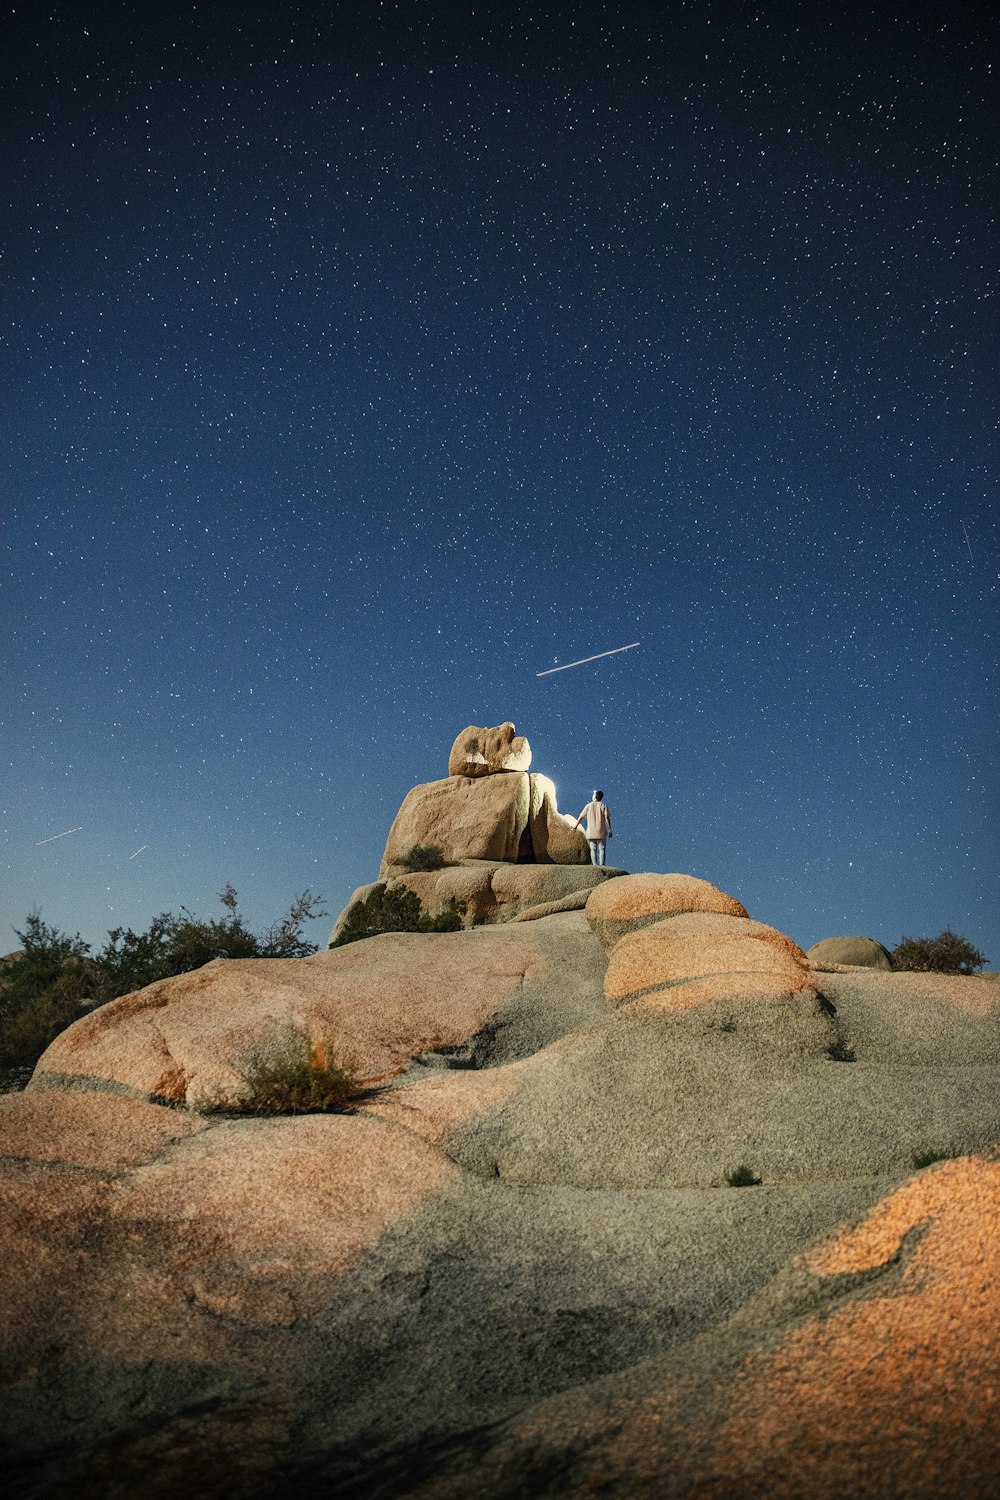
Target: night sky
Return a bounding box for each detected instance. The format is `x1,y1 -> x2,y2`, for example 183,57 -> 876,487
3,1 -> 997,964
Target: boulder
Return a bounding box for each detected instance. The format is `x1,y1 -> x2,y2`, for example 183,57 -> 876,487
447,722 -> 531,777
807,934 -> 894,970
380,773 -> 531,875
605,912 -> 812,1007
586,872 -> 749,951
31,913 -> 609,1107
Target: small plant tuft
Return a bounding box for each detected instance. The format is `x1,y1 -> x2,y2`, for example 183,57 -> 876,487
826,1039 -> 856,1063
725,1164 -> 762,1187
217,1024 -> 363,1115
399,844 -> 448,873
912,1145 -> 960,1170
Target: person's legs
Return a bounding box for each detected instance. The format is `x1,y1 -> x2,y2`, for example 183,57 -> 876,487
595,840 -> 606,867
588,840 -> 600,866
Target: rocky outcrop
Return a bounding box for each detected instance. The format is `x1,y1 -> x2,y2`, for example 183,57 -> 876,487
378,721 -> 590,880
6,855 -> 999,1498
447,722 -> 531,777
807,934 -> 894,969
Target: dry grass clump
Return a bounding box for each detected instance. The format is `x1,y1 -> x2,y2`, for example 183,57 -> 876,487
218,1024 -> 363,1114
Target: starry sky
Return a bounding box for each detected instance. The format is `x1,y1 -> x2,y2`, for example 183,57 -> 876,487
3,1 -> 998,964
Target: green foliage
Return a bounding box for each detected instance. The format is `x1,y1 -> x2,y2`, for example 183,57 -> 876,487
96,887 -> 327,998
0,888 -> 327,1072
331,884 -> 424,946
331,886 -> 466,946
912,1145 -> 960,1170
419,898 -> 467,933
213,1024 -> 362,1115
890,930 -> 988,975
725,1164 -> 762,1187
399,844 -> 447,873
0,914 -> 99,1065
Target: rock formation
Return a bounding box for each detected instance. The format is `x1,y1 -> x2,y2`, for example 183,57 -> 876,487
379,721 -> 591,878
3,746 -> 998,1498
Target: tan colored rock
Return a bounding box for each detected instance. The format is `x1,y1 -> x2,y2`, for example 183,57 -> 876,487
32,915 -> 607,1108
447,722 -> 531,777
380,773 -> 531,875
605,913 -> 811,1006
528,773 -> 591,863
586,872 -> 749,950
807,934 -> 894,970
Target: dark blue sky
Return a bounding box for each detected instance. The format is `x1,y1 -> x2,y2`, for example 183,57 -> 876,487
3,1 -> 997,962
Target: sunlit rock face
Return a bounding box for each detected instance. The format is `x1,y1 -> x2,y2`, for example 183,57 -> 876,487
447,722 -> 532,777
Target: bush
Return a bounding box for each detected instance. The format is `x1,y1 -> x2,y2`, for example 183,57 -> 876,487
331,887 -> 466,946
95,885 -> 327,997
215,1024 -> 362,1114
725,1164 -> 762,1187
0,914 -> 100,1066
890,930 -> 988,975
399,844 -> 447,873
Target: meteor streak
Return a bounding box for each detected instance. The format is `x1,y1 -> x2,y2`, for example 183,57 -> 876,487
536,642 -> 640,677
960,519 -> 974,564
128,844 -> 149,859
34,826 -> 83,846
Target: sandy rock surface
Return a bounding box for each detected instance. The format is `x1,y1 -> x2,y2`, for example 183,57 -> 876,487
415,1154 -> 1000,1500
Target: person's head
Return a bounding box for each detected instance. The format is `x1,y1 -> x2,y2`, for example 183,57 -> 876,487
594,789 -> 603,801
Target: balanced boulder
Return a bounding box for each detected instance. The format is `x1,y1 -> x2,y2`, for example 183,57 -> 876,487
447,722 -> 531,777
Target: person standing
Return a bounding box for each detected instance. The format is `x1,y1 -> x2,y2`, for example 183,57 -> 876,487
574,789 -> 613,866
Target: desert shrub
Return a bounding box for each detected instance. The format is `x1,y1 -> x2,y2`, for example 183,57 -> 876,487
420,898 -> 467,933
331,884 -> 424,946
96,885 -> 326,997
890,930 -> 988,975
0,915 -> 100,1065
331,887 -> 467,946
725,1164 -> 762,1187
399,844 -> 447,873
826,1039 -> 856,1063
216,1024 -> 362,1114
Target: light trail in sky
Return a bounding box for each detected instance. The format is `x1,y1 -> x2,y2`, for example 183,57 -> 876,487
536,642 -> 640,677
34,826 -> 83,846
128,845 -> 150,859
960,519 -> 975,564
